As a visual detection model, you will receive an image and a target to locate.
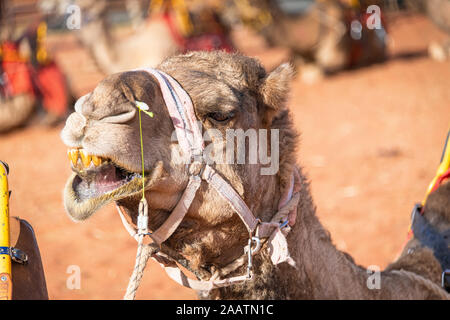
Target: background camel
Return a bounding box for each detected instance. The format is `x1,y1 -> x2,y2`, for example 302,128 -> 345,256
0,95 -> 36,133
42,0 -> 232,75
64,0 -> 179,74
60,51 -> 449,299
222,0 -> 387,77
0,13 -> 72,133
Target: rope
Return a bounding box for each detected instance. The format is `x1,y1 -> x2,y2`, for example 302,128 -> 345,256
390,269 -> 450,300
123,105 -> 154,300
123,243 -> 158,300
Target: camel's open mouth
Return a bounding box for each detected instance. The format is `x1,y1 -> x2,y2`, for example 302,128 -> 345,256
68,148 -> 140,201
64,148 -> 144,221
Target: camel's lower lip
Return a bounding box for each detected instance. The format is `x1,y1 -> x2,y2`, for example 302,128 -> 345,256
64,162 -> 144,221
71,162 -> 140,201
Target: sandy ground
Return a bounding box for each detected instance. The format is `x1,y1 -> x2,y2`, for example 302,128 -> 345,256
0,14 -> 449,299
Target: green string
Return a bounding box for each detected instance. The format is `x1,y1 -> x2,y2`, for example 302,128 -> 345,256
138,110 -> 145,200
138,108 -> 154,200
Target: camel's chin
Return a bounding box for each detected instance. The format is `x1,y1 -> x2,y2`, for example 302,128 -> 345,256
63,169 -> 143,221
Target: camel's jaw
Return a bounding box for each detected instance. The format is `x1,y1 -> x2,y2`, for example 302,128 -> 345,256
64,148 -> 145,221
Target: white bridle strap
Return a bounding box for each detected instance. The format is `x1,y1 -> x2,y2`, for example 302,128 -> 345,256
118,68 -> 300,291
141,68 -> 259,236
117,166 -> 301,290
149,175 -> 202,245
162,265 -> 249,291
202,165 -> 259,233
141,68 -> 204,157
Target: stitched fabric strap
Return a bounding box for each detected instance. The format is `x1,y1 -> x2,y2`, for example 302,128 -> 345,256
140,68 -> 259,236
117,166 -> 302,291
202,164 -> 259,233
119,68 -> 301,293
152,167 -> 302,290
150,175 -> 202,245
162,265 -> 250,291
142,68 -> 204,158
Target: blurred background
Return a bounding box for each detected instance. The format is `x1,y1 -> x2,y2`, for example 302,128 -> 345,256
0,0 -> 449,299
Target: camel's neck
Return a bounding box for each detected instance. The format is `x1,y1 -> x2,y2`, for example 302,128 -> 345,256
208,168 -> 369,299
209,167 -> 435,299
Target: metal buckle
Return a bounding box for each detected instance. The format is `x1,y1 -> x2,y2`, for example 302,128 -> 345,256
442,269 -> 450,292
279,219 -> 289,229
244,236 -> 261,279
137,198 -> 151,240
10,247 -> 28,265
0,247 -> 27,264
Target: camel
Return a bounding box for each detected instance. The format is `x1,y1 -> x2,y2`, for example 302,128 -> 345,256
60,51 -> 449,299
0,95 -> 36,133
64,0 -> 232,75
69,0 -> 179,74
223,0 -> 387,76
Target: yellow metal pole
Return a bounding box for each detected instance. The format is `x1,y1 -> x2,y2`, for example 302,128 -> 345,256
0,161 -> 12,300
422,129 -> 450,206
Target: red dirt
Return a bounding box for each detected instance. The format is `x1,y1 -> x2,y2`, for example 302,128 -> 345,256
0,14 -> 448,299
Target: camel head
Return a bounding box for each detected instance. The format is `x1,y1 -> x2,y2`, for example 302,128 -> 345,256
61,51 -> 297,268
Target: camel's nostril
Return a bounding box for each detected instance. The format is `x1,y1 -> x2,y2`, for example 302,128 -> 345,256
74,94 -> 89,114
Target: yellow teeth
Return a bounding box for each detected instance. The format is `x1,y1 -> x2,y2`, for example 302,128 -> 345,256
68,149 -> 106,168
80,150 -> 91,167
91,155 -> 102,166
68,149 -> 79,167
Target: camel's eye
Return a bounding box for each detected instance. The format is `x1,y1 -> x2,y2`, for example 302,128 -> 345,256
207,111 -> 234,124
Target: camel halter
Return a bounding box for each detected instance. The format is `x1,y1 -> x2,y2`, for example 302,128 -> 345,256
117,68 -> 301,299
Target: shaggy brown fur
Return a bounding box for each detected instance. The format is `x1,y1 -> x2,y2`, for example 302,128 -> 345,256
61,51 -> 448,299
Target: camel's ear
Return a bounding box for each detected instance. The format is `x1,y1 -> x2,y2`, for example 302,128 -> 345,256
260,63 -> 294,113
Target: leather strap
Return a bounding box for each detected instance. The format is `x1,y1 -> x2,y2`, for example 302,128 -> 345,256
141,68 -> 204,158
117,68 -> 301,290
150,175 -> 202,245
201,164 -> 259,233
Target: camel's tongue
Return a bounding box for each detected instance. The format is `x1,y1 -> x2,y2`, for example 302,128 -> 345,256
91,165 -> 123,193
73,164 -> 130,200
